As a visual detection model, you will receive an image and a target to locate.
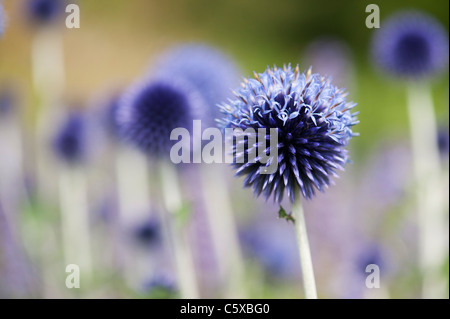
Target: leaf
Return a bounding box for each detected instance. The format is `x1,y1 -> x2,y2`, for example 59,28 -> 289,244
278,205 -> 295,224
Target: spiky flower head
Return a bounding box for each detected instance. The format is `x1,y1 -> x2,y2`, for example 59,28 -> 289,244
117,78 -> 206,158
153,44 -> 241,123
52,111 -> 87,164
372,10 -> 449,78
218,65 -> 358,202
26,0 -> 64,25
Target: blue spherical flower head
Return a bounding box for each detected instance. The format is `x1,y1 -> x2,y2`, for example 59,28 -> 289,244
437,127 -> 449,157
52,111 -> 87,164
153,44 -> 241,122
372,11 -> 449,78
355,243 -> 386,276
219,65 -> 358,202
132,217 -> 161,248
27,0 -> 64,25
117,78 -> 206,159
141,275 -> 177,298
0,86 -> 15,116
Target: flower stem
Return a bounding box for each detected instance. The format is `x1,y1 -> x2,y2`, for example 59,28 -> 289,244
292,196 -> 317,299
58,165 -> 92,279
200,165 -> 246,298
32,27 -> 65,201
115,146 -> 152,287
159,161 -> 199,299
407,83 -> 446,299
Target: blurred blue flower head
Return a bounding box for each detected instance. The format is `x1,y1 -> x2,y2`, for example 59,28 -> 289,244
0,86 -> 15,116
27,0 -> 65,25
117,79 -> 206,158
153,44 -> 241,122
141,275 -> 177,298
218,65 -> 358,202
437,127 -> 449,158
52,111 -> 87,164
132,217 -> 161,248
355,243 -> 386,275
372,10 -> 449,78
241,221 -> 300,279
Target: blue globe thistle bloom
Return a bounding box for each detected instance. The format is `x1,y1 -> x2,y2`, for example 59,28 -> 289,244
132,217 -> 161,248
355,244 -> 386,275
372,11 -> 449,78
26,0 -> 64,25
240,220 -> 300,279
141,275 -> 177,297
218,65 -> 358,202
437,127 -> 449,158
0,86 -> 15,116
153,44 -> 241,121
117,78 -> 206,158
52,111 -> 87,164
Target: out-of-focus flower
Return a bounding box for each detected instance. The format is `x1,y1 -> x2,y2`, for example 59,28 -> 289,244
302,37 -> 355,89
26,0 -> 65,25
131,217 -> 161,249
354,243 -> 386,275
218,65 -> 358,202
437,127 -> 449,159
117,78 -> 206,158
141,274 -> 177,298
0,86 -> 15,116
372,10 -> 449,78
153,44 -> 241,122
357,142 -> 412,213
52,111 -> 87,164
240,217 -> 300,279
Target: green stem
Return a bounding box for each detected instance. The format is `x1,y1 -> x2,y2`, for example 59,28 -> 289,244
292,196 -> 317,299
159,161 -> 199,299
407,83 -> 446,299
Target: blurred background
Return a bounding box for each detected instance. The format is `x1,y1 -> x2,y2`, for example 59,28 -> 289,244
0,0 -> 448,298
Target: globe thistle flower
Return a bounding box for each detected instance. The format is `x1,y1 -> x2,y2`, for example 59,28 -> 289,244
240,218 -> 300,279
26,0 -> 65,25
117,78 -> 206,158
131,217 -> 161,249
153,44 -> 241,121
52,111 -> 87,164
218,65 -> 358,202
354,243 -> 386,275
0,86 -> 15,116
437,127 -> 449,158
141,275 -> 177,298
372,11 -> 449,78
